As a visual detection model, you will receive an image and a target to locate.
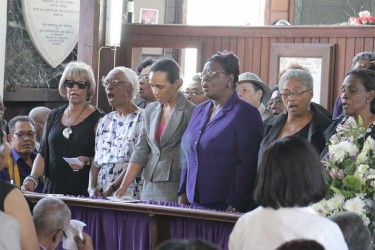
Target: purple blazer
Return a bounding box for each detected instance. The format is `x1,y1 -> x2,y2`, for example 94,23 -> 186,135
178,93 -> 263,212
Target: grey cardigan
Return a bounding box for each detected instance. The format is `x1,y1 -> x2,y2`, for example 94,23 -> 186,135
130,92 -> 195,183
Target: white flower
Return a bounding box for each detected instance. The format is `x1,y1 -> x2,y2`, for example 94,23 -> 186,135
361,137 -> 375,154
355,152 -> 367,165
359,10 -> 371,17
329,134 -> 340,145
343,196 -> 366,215
326,193 -> 345,212
329,141 -> 358,163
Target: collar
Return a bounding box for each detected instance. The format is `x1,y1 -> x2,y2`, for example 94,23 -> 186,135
10,148 -> 36,163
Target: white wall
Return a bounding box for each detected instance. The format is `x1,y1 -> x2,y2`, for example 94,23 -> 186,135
0,1 -> 7,99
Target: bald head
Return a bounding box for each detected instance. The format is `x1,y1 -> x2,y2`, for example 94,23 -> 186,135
29,107 -> 51,142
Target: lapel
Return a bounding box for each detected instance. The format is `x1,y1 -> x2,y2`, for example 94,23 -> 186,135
160,92 -> 186,147
204,92 -> 238,129
149,102 -> 162,147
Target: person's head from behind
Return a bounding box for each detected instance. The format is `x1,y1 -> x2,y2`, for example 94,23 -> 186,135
28,107 -> 51,142
276,239 -> 325,250
352,52 -> 375,69
137,57 -> 156,102
184,73 -> 208,105
254,136 -> 327,209
341,68 -> 375,117
329,212 -> 372,250
149,58 -> 182,104
8,116 -> 36,156
278,69 -> 314,118
102,67 -> 139,108
156,239 -> 219,250
200,51 -> 240,101
58,61 -> 96,102
33,197 -> 71,250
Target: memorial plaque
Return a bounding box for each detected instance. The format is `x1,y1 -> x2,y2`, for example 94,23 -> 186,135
21,0 -> 80,68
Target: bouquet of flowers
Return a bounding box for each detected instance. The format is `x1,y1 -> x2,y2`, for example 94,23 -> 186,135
313,116 -> 375,234
348,10 -> 375,25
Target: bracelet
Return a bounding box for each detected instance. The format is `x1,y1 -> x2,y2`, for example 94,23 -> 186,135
24,175 -> 39,188
111,183 -> 118,191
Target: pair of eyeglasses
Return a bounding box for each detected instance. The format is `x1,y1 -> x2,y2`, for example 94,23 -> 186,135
138,74 -> 150,82
14,131 -> 36,139
280,89 -> 310,98
102,79 -> 129,88
64,80 -> 89,89
268,99 -> 283,106
184,91 -> 204,97
199,71 -> 228,81
236,88 -> 253,94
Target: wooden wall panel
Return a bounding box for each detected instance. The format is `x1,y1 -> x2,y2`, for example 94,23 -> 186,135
113,24 -> 375,111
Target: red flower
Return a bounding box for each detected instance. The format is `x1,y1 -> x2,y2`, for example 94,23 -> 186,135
368,16 -> 375,24
349,17 -> 361,25
358,16 -> 369,24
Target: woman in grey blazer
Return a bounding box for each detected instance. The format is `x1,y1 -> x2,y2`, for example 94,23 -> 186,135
115,58 -> 195,202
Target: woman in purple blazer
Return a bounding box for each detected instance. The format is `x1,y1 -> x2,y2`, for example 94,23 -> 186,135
178,51 -> 263,212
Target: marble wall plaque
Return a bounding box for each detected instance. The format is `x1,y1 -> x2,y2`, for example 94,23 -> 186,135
21,0 -> 80,68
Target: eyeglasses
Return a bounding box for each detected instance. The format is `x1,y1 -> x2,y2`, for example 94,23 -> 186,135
14,131 -> 36,139
64,80 -> 89,89
268,99 -> 283,106
138,74 -> 150,82
280,89 -> 310,98
236,88 -> 253,94
184,90 -> 204,97
102,79 -> 129,88
199,71 -> 228,81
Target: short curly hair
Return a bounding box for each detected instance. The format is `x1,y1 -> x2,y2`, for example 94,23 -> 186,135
205,51 -> 240,85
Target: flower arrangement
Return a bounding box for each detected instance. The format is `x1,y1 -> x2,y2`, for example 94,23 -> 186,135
348,10 -> 375,25
313,116 -> 375,234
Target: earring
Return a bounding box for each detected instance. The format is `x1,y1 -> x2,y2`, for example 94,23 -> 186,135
226,83 -> 231,88
366,100 -> 370,103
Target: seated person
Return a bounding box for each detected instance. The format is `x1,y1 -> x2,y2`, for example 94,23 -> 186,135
0,116 -> 43,192
33,197 -> 93,250
329,212 -> 373,250
0,133 -> 39,250
229,136 -> 348,250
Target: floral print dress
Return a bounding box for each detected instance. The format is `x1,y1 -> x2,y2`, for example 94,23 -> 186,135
94,109 -> 144,198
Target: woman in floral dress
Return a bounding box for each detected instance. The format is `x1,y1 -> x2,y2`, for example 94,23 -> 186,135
88,67 -> 144,198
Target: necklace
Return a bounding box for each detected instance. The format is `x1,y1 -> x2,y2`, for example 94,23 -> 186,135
62,103 -> 88,139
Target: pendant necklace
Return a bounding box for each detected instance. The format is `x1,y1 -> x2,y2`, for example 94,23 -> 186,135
63,103 -> 88,139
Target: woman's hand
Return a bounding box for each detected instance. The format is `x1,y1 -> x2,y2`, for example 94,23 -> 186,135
69,156 -> 90,171
102,185 -> 114,197
21,180 -> 36,192
114,186 -> 127,197
178,193 -> 189,205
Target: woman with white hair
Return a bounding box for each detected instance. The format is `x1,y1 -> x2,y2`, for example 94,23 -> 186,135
88,67 -> 144,198
22,61 -> 104,196
258,69 -> 332,160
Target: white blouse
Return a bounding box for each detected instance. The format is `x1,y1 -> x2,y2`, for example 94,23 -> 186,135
229,206 -> 348,250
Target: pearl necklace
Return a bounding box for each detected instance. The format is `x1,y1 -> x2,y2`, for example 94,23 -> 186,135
62,103 -> 88,139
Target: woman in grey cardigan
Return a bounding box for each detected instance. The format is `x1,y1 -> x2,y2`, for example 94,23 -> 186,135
115,58 -> 195,202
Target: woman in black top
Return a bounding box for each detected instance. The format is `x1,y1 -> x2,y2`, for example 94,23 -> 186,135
259,69 -> 332,162
22,61 -> 104,196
